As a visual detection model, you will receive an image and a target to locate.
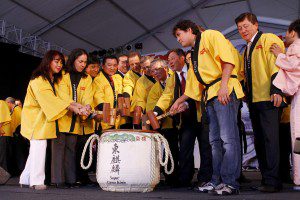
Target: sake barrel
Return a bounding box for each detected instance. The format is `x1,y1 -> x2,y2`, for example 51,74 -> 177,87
81,129 -> 174,192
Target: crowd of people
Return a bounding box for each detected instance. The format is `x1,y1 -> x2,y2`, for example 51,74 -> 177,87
1,12 -> 300,196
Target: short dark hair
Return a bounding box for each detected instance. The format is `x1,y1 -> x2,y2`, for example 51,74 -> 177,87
103,55 -> 118,65
128,51 -> 141,59
66,48 -> 88,77
288,19 -> 300,37
235,12 -> 258,25
118,54 -> 128,60
172,20 -> 201,37
87,54 -> 100,66
31,50 -> 65,83
167,48 -> 186,58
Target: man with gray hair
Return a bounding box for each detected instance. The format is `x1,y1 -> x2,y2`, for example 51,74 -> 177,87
131,56 -> 156,128
5,97 -> 27,176
146,58 -> 179,186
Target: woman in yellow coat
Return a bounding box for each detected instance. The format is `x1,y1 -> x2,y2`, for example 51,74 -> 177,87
51,49 -> 93,188
19,50 -> 86,190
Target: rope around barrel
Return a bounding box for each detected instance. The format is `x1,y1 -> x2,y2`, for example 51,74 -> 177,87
153,133 -> 174,175
80,133 -> 174,175
80,134 -> 100,170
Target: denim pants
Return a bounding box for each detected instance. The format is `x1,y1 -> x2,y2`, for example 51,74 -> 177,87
206,92 -> 241,189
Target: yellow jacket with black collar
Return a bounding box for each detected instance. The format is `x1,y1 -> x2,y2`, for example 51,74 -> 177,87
0,100 -> 12,137
21,76 -> 72,140
122,70 -> 141,98
57,72 -> 94,135
146,81 -> 173,129
10,105 -> 22,134
93,71 -> 124,130
185,30 -> 244,102
241,32 -> 285,103
131,74 -> 156,112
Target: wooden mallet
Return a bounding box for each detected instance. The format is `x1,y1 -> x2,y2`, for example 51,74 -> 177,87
145,111 -> 172,130
133,106 -> 142,125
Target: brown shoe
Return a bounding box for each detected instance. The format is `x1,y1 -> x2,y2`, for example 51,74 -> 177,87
0,167 -> 11,185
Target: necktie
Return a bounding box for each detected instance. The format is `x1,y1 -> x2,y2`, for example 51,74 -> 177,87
246,42 -> 252,58
180,71 -> 186,94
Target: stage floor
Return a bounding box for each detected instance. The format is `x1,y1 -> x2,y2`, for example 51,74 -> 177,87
0,171 -> 299,200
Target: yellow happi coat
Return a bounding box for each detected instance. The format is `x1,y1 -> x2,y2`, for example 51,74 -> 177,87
21,76 -> 72,140
0,100 -> 12,137
241,33 -> 285,102
122,70 -> 141,98
57,72 -> 94,135
185,30 -> 244,102
131,74 -> 156,112
146,81 -> 173,129
10,106 -> 22,134
93,71 -> 124,130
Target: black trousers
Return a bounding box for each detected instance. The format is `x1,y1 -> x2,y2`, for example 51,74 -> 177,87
196,120 -> 212,183
76,134 -> 92,183
10,126 -> 29,176
0,136 -> 12,173
249,102 -> 282,187
51,133 -> 77,184
279,122 -> 292,182
178,123 -> 197,185
159,128 -> 179,184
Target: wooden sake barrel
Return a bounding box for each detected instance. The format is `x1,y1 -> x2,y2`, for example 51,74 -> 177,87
81,129 -> 174,192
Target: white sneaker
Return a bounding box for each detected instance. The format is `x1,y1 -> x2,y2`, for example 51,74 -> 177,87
195,182 -> 216,193
293,185 -> 300,191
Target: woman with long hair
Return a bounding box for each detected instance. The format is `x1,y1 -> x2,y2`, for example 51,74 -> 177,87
51,48 -> 94,188
19,50 -> 87,190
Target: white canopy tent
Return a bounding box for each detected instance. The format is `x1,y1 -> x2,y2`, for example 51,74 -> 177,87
0,0 -> 299,56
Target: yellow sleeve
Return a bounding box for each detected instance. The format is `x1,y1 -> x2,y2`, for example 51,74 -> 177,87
0,101 -> 11,123
131,79 -> 147,111
31,79 -> 71,122
112,74 -> 123,95
93,75 -> 105,107
206,30 -> 235,65
146,83 -> 161,112
230,43 -> 244,82
184,67 -> 202,101
264,34 -> 285,76
156,74 -> 175,111
56,74 -> 72,102
123,71 -> 135,97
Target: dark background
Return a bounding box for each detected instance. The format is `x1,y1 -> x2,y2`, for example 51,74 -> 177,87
0,42 -> 41,101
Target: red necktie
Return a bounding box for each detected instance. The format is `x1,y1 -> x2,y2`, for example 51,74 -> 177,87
180,71 -> 186,93
109,76 -> 114,88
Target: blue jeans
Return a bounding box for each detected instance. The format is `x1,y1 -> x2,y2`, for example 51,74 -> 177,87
206,92 -> 241,189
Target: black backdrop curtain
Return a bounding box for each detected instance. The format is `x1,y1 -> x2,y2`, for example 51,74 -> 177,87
0,42 -> 41,101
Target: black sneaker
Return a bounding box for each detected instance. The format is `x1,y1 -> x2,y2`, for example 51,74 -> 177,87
213,184 -> 239,195
0,167 -> 10,185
